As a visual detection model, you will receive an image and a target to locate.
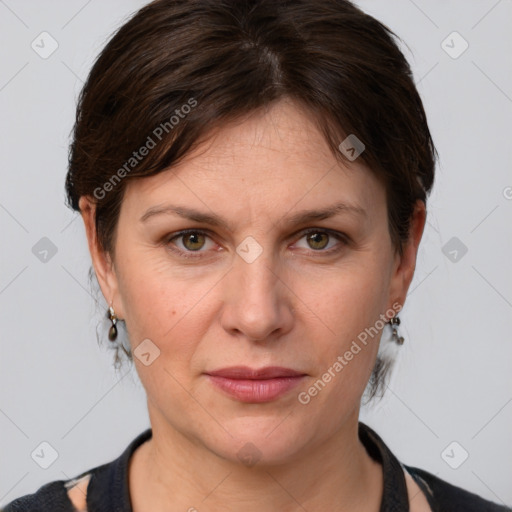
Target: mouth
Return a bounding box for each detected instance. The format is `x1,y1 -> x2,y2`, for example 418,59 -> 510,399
205,366 -> 307,403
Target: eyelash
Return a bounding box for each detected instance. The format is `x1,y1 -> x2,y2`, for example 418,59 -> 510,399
163,228 -> 349,260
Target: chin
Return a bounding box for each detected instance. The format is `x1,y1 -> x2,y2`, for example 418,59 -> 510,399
205,415 -> 314,467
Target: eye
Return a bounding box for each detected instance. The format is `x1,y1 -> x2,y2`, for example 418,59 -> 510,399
163,228 -> 348,260
165,230 -> 217,258
293,228 -> 348,254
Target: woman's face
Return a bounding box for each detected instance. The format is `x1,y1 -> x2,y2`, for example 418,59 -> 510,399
82,98 -> 423,465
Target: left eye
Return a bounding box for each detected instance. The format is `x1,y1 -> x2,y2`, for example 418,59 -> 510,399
294,229 -> 346,252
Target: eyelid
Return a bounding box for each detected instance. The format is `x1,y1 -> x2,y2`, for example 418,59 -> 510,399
164,227 -> 349,259
165,229 -> 218,259
291,228 -> 349,254
296,227 -> 349,243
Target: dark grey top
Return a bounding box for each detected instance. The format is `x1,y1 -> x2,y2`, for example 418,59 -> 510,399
2,422 -> 510,511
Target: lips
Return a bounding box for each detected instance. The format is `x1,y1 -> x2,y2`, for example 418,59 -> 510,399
205,366 -> 307,403
206,366 -> 306,379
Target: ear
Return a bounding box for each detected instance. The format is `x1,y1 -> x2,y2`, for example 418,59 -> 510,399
79,196 -> 124,319
386,199 -> 427,314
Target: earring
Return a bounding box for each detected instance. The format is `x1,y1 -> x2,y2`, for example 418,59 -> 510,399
107,301 -> 118,342
388,316 -> 404,345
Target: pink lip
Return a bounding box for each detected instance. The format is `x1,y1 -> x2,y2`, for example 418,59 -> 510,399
205,366 -> 307,403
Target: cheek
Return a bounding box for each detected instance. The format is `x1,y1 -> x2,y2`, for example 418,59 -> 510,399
295,258 -> 389,395
115,230 -> 389,385
113,248 -> 214,353
117,266 -> 218,408
304,260 -> 389,343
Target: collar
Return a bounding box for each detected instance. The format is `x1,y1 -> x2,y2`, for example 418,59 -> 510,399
85,422 -> 410,511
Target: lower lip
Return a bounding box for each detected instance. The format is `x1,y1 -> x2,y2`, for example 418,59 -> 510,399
206,375 -> 306,403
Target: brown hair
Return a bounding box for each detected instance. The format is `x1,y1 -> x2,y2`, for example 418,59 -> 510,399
65,0 -> 437,399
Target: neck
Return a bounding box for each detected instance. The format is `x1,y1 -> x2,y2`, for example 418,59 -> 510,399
128,410 -> 383,512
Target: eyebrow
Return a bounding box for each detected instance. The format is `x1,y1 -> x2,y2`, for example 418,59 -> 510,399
139,201 -> 367,228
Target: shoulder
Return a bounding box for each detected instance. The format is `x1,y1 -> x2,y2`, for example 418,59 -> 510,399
1,472 -> 92,512
405,464 -> 511,512
64,473 -> 91,511
2,480 -> 73,512
2,429 -> 152,512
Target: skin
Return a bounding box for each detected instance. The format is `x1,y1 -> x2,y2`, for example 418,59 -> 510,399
80,97 -> 426,512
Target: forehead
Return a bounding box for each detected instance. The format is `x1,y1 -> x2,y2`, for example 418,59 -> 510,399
121,98 -> 385,224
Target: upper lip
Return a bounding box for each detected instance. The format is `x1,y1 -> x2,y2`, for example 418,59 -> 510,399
206,366 -> 306,379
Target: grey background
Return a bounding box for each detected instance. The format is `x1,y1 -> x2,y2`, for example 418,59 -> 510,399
1,0 -> 511,507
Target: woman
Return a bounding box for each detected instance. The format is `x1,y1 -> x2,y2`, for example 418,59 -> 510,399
3,0 -> 509,511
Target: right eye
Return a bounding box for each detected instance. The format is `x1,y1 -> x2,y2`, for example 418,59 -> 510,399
165,229 -> 218,259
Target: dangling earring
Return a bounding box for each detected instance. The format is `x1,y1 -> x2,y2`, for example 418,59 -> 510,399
388,316 -> 404,345
107,301 -> 118,342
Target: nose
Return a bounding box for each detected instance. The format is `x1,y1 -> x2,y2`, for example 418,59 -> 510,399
219,249 -> 295,343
